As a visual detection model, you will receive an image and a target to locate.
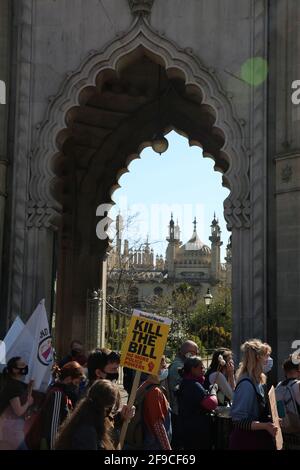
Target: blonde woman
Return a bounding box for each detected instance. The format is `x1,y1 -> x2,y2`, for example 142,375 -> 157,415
229,339 -> 278,450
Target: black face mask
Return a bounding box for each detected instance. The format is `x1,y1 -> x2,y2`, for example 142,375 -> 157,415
65,383 -> 78,394
71,349 -> 82,357
16,366 -> 28,376
105,372 -> 119,382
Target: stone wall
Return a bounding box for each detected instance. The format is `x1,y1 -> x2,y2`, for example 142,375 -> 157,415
0,0 -> 10,332
268,0 -> 300,379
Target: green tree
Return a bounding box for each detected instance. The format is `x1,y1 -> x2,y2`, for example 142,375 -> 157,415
154,283 -> 205,359
189,285 -> 232,350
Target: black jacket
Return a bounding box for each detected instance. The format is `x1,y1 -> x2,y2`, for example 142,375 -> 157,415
41,383 -> 73,449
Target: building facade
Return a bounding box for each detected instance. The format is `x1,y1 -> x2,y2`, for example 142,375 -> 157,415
0,0 -> 299,375
108,214 -> 231,307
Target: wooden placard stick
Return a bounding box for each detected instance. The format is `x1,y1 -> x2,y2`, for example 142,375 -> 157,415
119,370 -> 141,449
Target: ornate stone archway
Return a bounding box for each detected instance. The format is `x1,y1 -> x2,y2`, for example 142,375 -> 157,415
13,13 -> 265,357
28,17 -> 250,231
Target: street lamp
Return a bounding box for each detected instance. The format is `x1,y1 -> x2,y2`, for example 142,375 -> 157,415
203,288 -> 213,367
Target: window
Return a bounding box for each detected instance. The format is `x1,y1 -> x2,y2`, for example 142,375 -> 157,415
128,287 -> 139,306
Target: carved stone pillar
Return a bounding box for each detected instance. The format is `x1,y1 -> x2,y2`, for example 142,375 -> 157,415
0,0 -> 10,310
4,0 -> 34,326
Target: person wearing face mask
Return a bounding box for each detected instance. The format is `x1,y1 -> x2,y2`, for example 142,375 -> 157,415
0,356 -> 34,449
86,349 -> 135,441
141,356 -> 172,450
203,349 -> 236,449
204,348 -> 236,405
167,340 -> 198,448
87,348 -> 121,387
38,361 -> 84,449
229,339 -> 277,450
177,356 -> 218,450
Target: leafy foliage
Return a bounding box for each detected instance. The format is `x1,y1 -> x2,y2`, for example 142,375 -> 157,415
189,285 -> 232,350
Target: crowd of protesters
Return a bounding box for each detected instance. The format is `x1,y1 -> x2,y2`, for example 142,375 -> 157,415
0,337 -> 300,450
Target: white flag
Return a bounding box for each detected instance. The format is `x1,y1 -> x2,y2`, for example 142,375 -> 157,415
6,300 -> 53,391
0,316 -> 25,372
0,340 -> 5,369
4,316 -> 25,351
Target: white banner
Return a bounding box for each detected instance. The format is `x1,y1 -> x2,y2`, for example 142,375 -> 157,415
0,316 -> 25,372
6,300 -> 53,392
4,316 -> 25,351
0,340 -> 5,369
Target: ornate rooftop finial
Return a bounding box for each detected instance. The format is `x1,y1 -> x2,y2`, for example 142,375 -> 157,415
128,0 -> 155,16
193,217 -> 197,232
211,212 -> 218,226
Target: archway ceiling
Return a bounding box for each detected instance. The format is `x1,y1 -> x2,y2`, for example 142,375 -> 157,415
55,55 -> 228,221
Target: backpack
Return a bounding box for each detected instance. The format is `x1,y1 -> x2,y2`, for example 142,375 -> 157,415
275,379 -> 300,434
124,384 -> 155,450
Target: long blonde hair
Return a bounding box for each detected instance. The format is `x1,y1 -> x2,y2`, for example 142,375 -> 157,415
236,339 -> 271,384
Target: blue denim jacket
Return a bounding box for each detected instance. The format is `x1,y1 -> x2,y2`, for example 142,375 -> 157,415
230,375 -> 265,422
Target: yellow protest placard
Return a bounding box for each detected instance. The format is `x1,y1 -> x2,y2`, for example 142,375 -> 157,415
120,309 -> 172,376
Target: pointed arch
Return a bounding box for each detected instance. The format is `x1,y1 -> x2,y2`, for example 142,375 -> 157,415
28,16 -> 249,231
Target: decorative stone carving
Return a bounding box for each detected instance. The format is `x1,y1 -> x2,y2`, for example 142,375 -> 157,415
27,202 -> 61,230
281,164 -> 293,183
128,0 -> 154,15
275,153 -> 300,193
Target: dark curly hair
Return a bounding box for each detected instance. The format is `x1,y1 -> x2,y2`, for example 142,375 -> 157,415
87,348 -> 120,383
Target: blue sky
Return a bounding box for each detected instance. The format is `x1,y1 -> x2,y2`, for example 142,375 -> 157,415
111,131 -> 230,262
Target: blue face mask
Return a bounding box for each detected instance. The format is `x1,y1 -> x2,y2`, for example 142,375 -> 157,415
263,356 -> 273,374
159,368 -> 169,382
